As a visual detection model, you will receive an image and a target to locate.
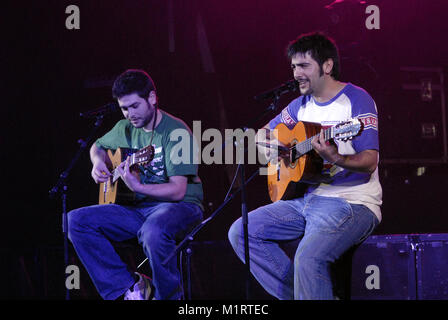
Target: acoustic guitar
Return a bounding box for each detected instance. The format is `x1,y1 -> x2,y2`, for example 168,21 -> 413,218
98,145 -> 154,204
265,119 -> 363,202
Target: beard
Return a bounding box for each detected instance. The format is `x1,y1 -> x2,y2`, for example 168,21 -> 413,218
128,102 -> 157,129
298,79 -> 313,95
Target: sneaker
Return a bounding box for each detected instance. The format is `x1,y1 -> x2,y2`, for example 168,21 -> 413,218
124,272 -> 152,300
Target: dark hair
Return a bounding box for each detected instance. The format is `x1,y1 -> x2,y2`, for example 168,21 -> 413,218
112,69 -> 156,99
286,32 -> 340,80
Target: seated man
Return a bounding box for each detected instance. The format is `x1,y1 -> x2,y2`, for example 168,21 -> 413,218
228,32 -> 382,300
68,69 -> 204,300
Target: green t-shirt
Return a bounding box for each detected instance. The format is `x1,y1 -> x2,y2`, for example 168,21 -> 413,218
96,110 -> 203,210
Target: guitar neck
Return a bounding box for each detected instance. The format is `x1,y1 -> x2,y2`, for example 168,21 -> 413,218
293,126 -> 333,158
111,153 -> 141,183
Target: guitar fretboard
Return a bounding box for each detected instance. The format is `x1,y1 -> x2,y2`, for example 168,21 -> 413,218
110,152 -> 143,183
293,127 -> 333,160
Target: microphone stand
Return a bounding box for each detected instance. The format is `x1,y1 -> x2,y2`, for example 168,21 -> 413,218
162,93 -> 284,300
238,95 -> 282,299
49,115 -> 105,300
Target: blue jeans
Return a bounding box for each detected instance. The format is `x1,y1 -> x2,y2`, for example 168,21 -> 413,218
68,201 -> 203,300
228,194 -> 379,300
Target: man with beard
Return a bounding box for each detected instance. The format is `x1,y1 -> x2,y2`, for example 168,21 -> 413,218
228,32 -> 382,300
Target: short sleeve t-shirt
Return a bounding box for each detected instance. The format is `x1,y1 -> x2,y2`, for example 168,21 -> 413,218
96,110 -> 204,210
269,83 -> 382,221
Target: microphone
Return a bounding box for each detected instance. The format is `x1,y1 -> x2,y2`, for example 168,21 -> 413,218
80,101 -> 120,118
254,79 -> 299,101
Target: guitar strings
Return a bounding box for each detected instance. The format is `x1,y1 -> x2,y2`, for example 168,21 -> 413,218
289,127 -> 332,156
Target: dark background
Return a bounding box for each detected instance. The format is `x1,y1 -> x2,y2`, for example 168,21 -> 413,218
1,0 -> 448,299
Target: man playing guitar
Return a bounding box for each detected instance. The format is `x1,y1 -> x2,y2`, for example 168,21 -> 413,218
228,32 -> 382,300
68,69 -> 203,300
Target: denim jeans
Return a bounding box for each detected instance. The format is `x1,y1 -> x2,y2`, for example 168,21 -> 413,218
228,194 -> 379,300
68,201 -> 203,300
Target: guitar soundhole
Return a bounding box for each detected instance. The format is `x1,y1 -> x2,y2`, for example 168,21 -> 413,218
290,149 -> 297,165
289,140 -> 298,168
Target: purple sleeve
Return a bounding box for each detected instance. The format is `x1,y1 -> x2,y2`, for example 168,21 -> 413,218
268,97 -> 301,130
349,88 -> 379,152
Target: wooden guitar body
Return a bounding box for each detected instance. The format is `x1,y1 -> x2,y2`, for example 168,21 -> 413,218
267,121 -> 322,202
266,118 -> 362,202
98,148 -> 136,205
98,145 -> 154,205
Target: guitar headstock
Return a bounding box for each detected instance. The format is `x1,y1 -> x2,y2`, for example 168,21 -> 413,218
132,145 -> 155,166
334,118 -> 363,141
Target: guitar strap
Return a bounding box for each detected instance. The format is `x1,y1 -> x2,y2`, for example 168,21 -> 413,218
149,103 -> 158,146
143,103 -> 158,165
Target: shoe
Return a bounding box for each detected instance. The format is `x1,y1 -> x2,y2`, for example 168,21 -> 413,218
124,272 -> 152,300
